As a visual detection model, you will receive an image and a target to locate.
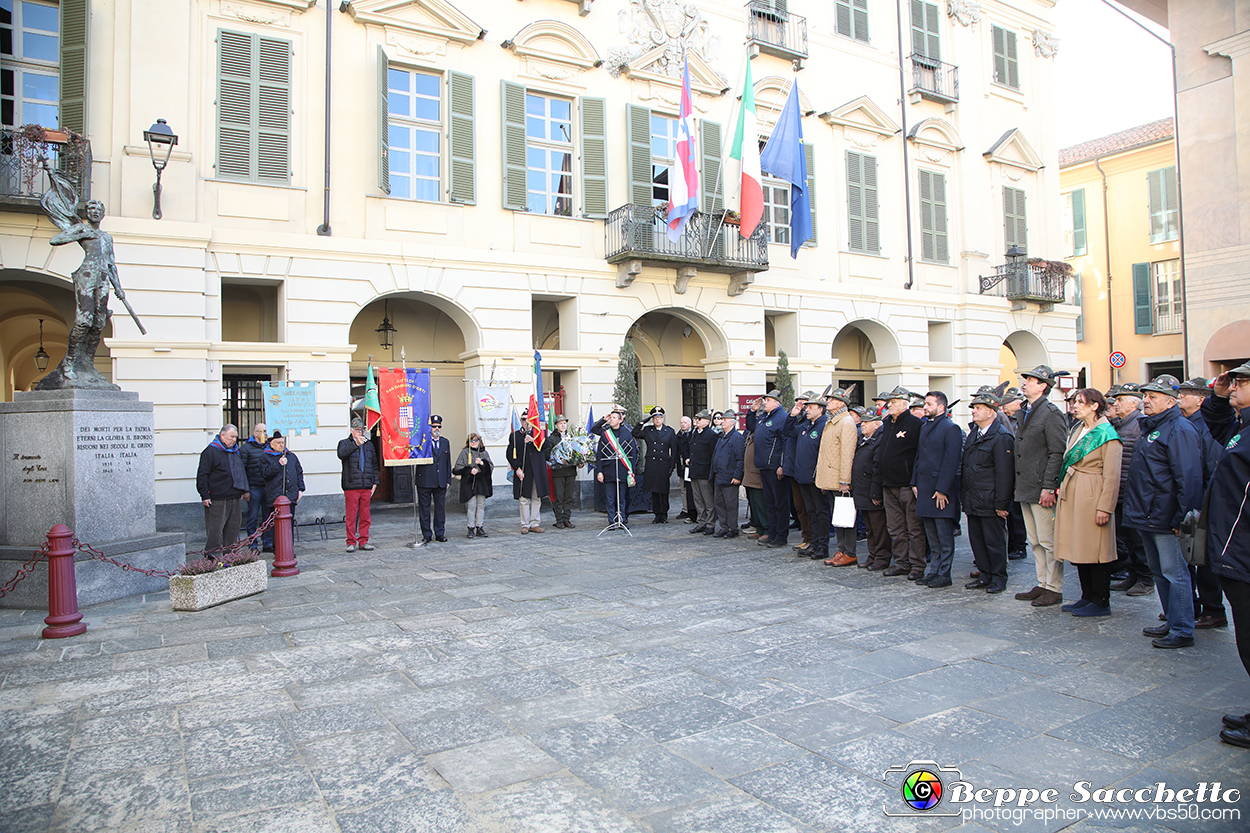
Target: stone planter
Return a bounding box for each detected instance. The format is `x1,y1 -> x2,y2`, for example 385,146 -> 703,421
169,559 -> 268,611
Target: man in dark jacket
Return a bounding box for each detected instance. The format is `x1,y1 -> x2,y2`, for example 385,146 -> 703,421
687,410 -> 717,534
593,406 -> 639,528
636,406 -> 678,523
1012,366 -> 1069,608
962,390 -> 1015,594
508,421 -> 550,534
748,389 -> 793,549
338,418 -> 379,552
240,423 -> 272,551
786,397 -> 829,560
197,424 -> 249,551
710,410 -> 745,538
999,387 -> 1029,560
260,431 -> 305,549
873,386 -> 925,577
548,415 -> 579,529
674,415 -> 694,520
854,412 -> 889,569
783,391 -> 814,553
1126,375 -> 1204,649
414,415 -> 452,545
1108,385 -> 1153,596
913,391 -> 963,587
1178,378 -> 1228,628
1206,362 -> 1250,748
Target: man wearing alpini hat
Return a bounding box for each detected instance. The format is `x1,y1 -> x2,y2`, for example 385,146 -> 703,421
1012,365 -> 1069,607
747,389 -> 792,548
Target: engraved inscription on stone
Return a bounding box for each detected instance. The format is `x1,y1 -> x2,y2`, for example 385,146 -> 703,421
74,422 -> 154,477
12,453 -> 60,486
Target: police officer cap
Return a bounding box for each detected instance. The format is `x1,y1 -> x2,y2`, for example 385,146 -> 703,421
762,388 -> 783,401
1141,375 -> 1181,396
694,409 -> 711,420
827,388 -> 852,405
610,403 -> 627,415
883,386 -> 913,402
429,414 -> 443,426
1114,382 -> 1143,399
1018,364 -> 1062,384
350,417 -> 366,429
721,409 -> 738,419
648,405 -> 665,417
1177,378 -> 1211,395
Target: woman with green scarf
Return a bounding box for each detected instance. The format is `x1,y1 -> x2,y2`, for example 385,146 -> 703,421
1054,388 -> 1124,616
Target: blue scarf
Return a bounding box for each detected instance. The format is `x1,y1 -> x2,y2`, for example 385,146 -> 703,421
210,435 -> 238,453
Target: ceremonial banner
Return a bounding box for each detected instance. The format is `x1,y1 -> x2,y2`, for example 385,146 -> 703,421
263,381 -> 317,436
378,367 -> 433,465
472,381 -> 512,443
364,362 -> 382,431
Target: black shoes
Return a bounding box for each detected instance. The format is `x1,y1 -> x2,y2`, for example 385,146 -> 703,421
883,566 -> 909,577
476,527 -> 489,538
435,535 -> 448,543
1220,726 -> 1250,748
907,571 -> 925,581
467,527 -> 475,539
966,579 -> 990,589
1126,582 -> 1156,596
1007,550 -> 1027,560
1142,624 -> 1170,637
1109,577 -> 1136,592
767,540 -> 788,549
1222,712 -> 1250,731
726,530 -> 740,539
985,584 -> 1006,594
927,576 -> 952,588
713,530 -> 727,538
1152,634 -> 1194,649
689,525 -> 705,534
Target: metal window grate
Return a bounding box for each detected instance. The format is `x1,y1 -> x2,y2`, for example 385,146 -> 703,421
222,375 -> 268,436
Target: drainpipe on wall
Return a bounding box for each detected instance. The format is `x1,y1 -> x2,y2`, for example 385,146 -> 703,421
1095,157 -> 1114,382
316,0 -> 333,236
896,0 -> 916,290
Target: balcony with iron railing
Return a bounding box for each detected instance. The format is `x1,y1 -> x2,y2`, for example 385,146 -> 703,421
746,1 -> 808,64
605,204 -> 769,296
979,259 -> 1068,310
0,125 -> 92,214
909,54 -> 959,106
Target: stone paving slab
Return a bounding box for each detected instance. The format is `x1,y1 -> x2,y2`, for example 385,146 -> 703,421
1,508 -> 1248,831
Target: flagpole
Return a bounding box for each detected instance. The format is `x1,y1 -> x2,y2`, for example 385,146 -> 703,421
703,51 -> 750,258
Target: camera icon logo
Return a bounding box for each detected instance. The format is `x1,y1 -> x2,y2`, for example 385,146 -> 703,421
883,760 -> 964,817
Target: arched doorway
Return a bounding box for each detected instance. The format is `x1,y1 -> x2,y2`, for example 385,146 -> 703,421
1202,319 -> 1250,376
349,293 -> 474,502
831,319 -> 902,405
626,308 -> 727,419
999,330 -> 1050,386
0,275 -> 111,400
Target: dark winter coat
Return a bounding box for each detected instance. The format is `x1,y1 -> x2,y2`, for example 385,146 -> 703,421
337,436 -> 379,491
911,414 -> 963,519
1208,426 -> 1250,584
853,430 -> 883,510
784,412 -> 827,485
260,449 -> 305,506
591,421 -> 639,484
507,429 -> 550,499
710,428 -> 745,488
872,409 -> 923,492
635,422 -> 678,492
1186,410 -> 1222,487
1109,408 -> 1142,503
749,406 -> 789,472
1013,397 -> 1066,503
1123,405 -> 1203,534
1200,394 -> 1248,447
197,436 -> 249,501
674,429 -> 691,478
687,426 -> 716,481
415,436 -> 452,490
240,437 -> 270,488
960,420 -> 1015,517
453,446 -> 494,502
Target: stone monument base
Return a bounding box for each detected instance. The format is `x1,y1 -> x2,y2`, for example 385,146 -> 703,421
0,532 -> 186,609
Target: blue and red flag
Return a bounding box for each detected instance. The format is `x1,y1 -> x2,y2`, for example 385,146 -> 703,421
666,57 -> 699,243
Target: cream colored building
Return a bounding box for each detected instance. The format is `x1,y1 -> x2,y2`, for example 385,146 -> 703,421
1060,118 -> 1183,392
0,0 -> 1076,520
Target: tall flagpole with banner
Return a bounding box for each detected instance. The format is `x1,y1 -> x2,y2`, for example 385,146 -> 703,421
759,77 -> 812,258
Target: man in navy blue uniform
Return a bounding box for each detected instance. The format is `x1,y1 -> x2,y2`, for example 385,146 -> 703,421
913,391 -> 963,587
413,415 -> 452,546
787,396 -> 830,560
962,389 -> 1015,594
1125,375 -> 1204,649
710,410 -> 745,538
636,406 -> 679,523
747,389 -> 792,549
1177,377 -> 1228,629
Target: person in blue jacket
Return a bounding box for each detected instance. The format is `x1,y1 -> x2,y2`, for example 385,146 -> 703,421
747,390 -> 793,549
1208,362 -> 1250,748
1124,375 -> 1204,649
710,410 -> 745,538
413,415 -> 452,546
785,396 -> 830,561
1177,377 -> 1228,629
912,391 -> 963,587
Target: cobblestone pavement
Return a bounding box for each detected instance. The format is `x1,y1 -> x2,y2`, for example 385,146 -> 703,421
2,507 -> 1248,833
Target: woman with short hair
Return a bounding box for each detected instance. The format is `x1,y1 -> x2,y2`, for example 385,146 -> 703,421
453,433 -> 494,538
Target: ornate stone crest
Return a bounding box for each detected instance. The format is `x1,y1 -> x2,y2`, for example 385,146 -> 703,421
946,0 -> 982,28
1031,29 -> 1059,59
606,0 -> 719,80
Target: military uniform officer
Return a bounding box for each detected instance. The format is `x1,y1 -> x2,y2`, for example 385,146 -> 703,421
636,406 -> 679,523
414,415 -> 452,545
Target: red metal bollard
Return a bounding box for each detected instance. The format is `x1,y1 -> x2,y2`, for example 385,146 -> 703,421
43,524 -> 86,639
270,496 -> 299,577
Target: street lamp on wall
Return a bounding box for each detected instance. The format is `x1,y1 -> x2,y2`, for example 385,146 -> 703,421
34,318 -> 49,372
143,119 -> 178,219
375,301 -> 397,350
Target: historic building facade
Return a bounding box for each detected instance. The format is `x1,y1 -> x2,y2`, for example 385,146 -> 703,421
0,0 -> 1075,516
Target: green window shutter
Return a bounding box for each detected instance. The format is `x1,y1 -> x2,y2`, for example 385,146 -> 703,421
924,2 -> 941,60
803,142 -> 817,247
217,29 -> 256,180
501,80 -> 526,210
701,119 -> 722,213
1163,165 -> 1178,241
1072,188 -> 1087,255
863,153 -> 878,254
448,71 -> 476,204
919,169 -> 946,262
377,46 -> 390,195
1148,168 -> 1163,242
1132,262 -> 1153,334
626,104 -> 652,206
1006,29 -> 1019,88
1073,272 -> 1084,341
837,0 -> 870,42
256,37 -> 291,183
59,0 -> 88,134
993,26 -> 1019,88
580,96 -> 606,218
911,1 -> 939,60
919,169 -> 933,261
846,150 -> 863,252
1004,187 -> 1026,251
836,1 -> 852,38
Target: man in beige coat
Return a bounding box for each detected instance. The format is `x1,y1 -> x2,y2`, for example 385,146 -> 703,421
816,388 -> 859,564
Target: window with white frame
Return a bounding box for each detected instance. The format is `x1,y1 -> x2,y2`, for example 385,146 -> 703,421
525,92 -> 573,216
387,66 -> 440,201
0,0 -> 59,129
762,174 -> 791,246
650,113 -> 677,208
1153,259 -> 1182,334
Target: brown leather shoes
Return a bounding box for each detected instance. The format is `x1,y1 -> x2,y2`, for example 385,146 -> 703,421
530,527 -> 545,533
828,552 -> 857,567
1015,585 -> 1044,601
1195,614 -> 1228,629
1031,589 -> 1063,607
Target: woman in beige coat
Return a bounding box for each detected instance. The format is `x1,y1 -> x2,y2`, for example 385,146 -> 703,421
1054,388 -> 1123,616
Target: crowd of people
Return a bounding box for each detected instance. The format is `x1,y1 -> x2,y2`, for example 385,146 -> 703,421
193,360 -> 1250,748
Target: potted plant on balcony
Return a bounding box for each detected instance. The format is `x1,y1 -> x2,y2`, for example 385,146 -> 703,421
169,550 -> 268,611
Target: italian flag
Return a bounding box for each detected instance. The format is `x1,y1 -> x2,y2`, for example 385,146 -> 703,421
730,59 -> 763,238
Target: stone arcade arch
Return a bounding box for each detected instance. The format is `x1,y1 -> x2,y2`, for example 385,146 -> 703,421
626,307 -> 728,418
830,319 -> 903,405
999,330 -> 1051,386
0,273 -> 111,400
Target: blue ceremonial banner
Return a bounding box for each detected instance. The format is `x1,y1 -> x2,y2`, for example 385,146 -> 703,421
759,80 -> 812,259
263,381 -> 318,436
407,368 -> 433,461
379,367 -> 432,464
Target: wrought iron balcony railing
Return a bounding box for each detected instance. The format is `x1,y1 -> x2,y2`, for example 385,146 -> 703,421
979,261 -> 1067,305
910,54 -> 959,105
0,126 -> 92,214
747,1 -> 808,62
